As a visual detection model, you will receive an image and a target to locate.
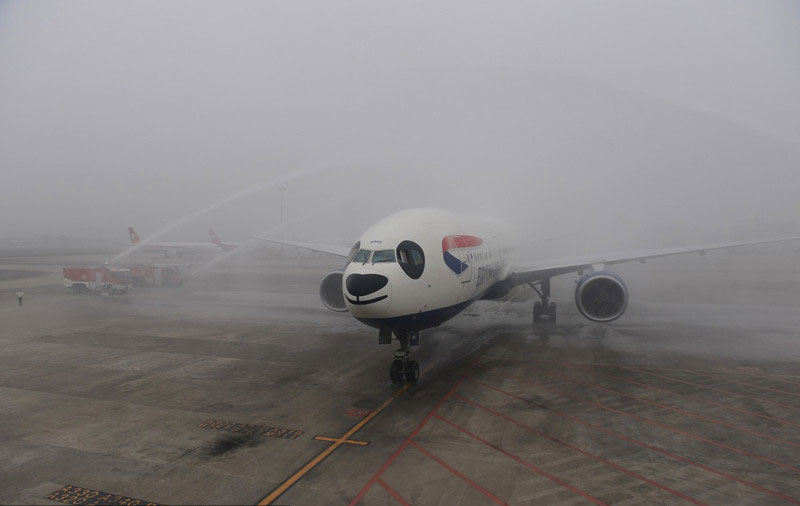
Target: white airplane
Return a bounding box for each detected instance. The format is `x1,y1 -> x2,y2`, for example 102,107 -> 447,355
255,208 -> 800,383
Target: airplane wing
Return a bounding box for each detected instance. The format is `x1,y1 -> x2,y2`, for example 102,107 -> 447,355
509,235 -> 800,286
251,236 -> 351,258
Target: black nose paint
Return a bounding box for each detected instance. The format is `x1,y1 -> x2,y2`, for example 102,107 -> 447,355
346,273 -> 388,296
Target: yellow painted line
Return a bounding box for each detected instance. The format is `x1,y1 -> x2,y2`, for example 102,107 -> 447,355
313,435 -> 370,446
257,383 -> 411,506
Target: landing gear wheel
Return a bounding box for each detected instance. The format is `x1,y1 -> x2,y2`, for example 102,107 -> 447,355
532,278 -> 556,325
404,361 -> 419,383
533,302 -> 542,323
390,359 -> 405,382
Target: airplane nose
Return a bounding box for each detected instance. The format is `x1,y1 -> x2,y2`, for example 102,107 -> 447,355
346,273 -> 388,296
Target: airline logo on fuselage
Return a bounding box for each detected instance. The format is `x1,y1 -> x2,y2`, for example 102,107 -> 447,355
442,235 -> 483,274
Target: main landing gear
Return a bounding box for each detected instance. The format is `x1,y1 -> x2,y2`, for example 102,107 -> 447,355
530,278 -> 557,324
387,330 -> 419,383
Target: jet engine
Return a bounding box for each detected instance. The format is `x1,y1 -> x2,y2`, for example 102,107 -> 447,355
320,271 -> 348,312
574,271 -> 628,322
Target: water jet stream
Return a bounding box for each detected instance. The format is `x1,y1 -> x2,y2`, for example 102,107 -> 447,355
110,166 -> 332,264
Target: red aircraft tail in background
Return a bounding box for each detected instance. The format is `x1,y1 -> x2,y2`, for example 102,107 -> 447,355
209,229 -> 222,246
128,227 -> 141,245
209,229 -> 239,251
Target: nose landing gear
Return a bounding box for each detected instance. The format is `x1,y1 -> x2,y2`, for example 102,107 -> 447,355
389,330 -> 420,383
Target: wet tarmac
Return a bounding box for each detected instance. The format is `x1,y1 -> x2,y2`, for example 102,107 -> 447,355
1,250 -> 799,505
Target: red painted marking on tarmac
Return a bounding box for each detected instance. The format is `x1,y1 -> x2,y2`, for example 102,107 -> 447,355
478,357 -> 800,427
376,478 -> 410,506
480,357 -> 800,386
451,393 -> 708,506
546,361 -> 800,430
482,366 -> 800,475
346,408 -> 373,418
672,368 -> 800,399
573,362 -> 800,392
348,377 -> 467,506
433,413 -> 609,505
410,442 -> 508,505
509,362 -> 800,448
591,366 -> 800,430
467,376 -> 800,505
719,370 -> 800,390
622,365 -> 800,413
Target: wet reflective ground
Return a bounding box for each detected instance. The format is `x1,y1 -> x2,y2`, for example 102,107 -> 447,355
1,251 -> 799,505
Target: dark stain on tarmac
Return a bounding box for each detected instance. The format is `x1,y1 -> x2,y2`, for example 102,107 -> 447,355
202,434 -> 261,457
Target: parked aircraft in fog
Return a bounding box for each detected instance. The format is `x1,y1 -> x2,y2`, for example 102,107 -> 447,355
255,208 -> 800,383
128,227 -> 239,255
209,229 -> 241,252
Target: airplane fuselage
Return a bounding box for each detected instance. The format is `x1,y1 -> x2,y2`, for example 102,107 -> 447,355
342,208 -> 512,331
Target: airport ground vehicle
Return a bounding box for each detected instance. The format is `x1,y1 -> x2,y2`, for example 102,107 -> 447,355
63,266 -> 132,294
128,264 -> 185,286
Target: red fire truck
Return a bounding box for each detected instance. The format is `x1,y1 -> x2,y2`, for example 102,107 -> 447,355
63,267 -> 132,294
128,264 -> 186,287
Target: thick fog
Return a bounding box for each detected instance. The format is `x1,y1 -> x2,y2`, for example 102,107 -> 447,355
1,1 -> 799,252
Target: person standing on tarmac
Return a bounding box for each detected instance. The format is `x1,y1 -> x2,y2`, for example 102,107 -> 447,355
16,290 -> 24,306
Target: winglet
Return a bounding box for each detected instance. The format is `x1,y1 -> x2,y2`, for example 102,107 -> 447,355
128,227 -> 140,245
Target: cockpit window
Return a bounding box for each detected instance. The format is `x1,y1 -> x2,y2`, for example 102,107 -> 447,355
372,249 -> 396,263
396,240 -> 425,279
352,249 -> 371,264
347,241 -> 361,263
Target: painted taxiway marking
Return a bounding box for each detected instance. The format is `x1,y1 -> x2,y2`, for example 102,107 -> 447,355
257,383 -> 411,506
313,435 -> 370,446
480,365 -> 800,474
467,376 -> 800,505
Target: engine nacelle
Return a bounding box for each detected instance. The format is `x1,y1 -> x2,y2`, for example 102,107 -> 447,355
320,271 -> 348,312
574,271 -> 628,322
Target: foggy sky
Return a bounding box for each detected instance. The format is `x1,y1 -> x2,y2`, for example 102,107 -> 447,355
1,1 -> 799,249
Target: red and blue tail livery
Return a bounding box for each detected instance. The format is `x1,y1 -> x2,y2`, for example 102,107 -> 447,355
441,235 -> 483,274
